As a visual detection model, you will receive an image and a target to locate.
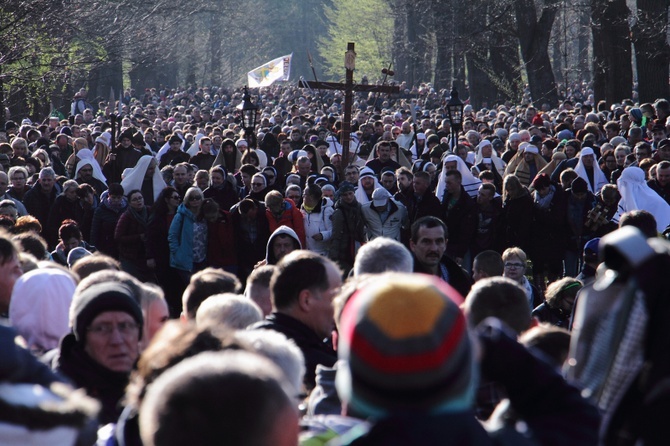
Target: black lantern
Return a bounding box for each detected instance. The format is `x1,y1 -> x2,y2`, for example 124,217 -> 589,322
237,86 -> 258,147
446,86 -> 464,151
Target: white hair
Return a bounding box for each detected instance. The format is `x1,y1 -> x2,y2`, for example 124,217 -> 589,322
234,329 -> 305,394
195,294 -> 262,329
353,236 -> 414,276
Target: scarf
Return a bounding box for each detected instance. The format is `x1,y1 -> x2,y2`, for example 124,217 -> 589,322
533,185 -> 555,211
129,206 -> 149,228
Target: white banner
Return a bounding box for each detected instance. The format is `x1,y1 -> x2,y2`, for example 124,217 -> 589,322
247,54 -> 293,87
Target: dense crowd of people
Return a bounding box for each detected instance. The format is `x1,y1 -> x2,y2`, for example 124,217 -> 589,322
1,82 -> 669,445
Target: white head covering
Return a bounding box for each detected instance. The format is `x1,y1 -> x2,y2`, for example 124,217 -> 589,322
120,155 -> 167,202
9,269 -> 76,353
255,148 -> 268,169
613,166 -> 670,232
574,147 -> 608,194
325,134 -> 343,157
355,167 -> 380,204
187,133 -> 204,157
74,148 -> 106,183
95,132 -> 111,147
435,154 -> 482,201
474,139 -> 506,172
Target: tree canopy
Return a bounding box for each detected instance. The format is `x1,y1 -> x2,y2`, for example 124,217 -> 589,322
0,0 -> 668,122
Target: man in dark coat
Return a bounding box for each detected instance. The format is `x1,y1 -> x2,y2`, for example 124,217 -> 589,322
102,129 -> 144,184
23,167 -> 60,247
410,216 -> 473,298
250,250 -> 341,392
53,281 -> 143,425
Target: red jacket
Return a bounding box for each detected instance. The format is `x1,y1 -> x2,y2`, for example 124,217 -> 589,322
266,198 -> 306,247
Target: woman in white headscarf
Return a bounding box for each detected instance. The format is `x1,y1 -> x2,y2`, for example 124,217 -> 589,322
120,155 -> 167,206
435,154 -> 482,201
9,268 -> 77,355
574,147 -> 608,194
74,151 -> 108,197
613,166 -> 670,233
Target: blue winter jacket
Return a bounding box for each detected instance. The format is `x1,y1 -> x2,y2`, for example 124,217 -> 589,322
168,203 -> 195,271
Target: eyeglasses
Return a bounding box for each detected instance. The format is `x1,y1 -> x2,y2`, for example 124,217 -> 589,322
87,321 -> 139,337
170,195 -> 181,201
504,262 -> 525,269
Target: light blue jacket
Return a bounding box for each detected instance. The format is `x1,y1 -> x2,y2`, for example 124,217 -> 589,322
168,203 -> 195,271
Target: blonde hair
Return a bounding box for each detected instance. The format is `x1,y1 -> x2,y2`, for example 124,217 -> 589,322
502,247 -> 527,263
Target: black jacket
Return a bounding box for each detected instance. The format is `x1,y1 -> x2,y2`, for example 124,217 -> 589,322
53,333 -> 129,425
413,254 -> 473,298
251,312 -> 337,391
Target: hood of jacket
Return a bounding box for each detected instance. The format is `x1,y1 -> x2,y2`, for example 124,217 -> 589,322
265,225 -> 302,264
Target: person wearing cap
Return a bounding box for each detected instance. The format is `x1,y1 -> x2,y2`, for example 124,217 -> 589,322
53,281 -> 143,424
360,187 -> 408,242
575,238 -> 600,286
501,132 -> 521,164
333,273 -> 599,445
652,138 -> 670,164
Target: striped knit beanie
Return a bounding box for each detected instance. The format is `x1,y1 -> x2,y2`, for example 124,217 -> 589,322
336,274 -> 476,417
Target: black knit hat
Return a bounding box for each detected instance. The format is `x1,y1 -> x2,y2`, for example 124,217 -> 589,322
71,282 -> 143,343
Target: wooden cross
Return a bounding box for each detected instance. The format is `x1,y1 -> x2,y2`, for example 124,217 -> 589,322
299,42 -> 399,171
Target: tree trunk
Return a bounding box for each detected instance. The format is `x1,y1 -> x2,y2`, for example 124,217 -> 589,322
631,0 -> 670,103
515,0 -> 560,107
591,0 -> 632,105
392,0 -> 409,83
577,0 -> 591,82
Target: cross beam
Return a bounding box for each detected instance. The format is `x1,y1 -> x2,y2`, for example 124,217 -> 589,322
298,43 -> 399,174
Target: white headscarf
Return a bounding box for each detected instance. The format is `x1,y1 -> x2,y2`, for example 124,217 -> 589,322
120,155 -> 167,202
574,147 -> 608,194
435,155 -> 482,201
475,139 -> 506,172
74,148 -> 107,183
613,166 -> 670,232
355,167 -> 380,204
187,133 -> 204,157
9,269 -> 76,353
